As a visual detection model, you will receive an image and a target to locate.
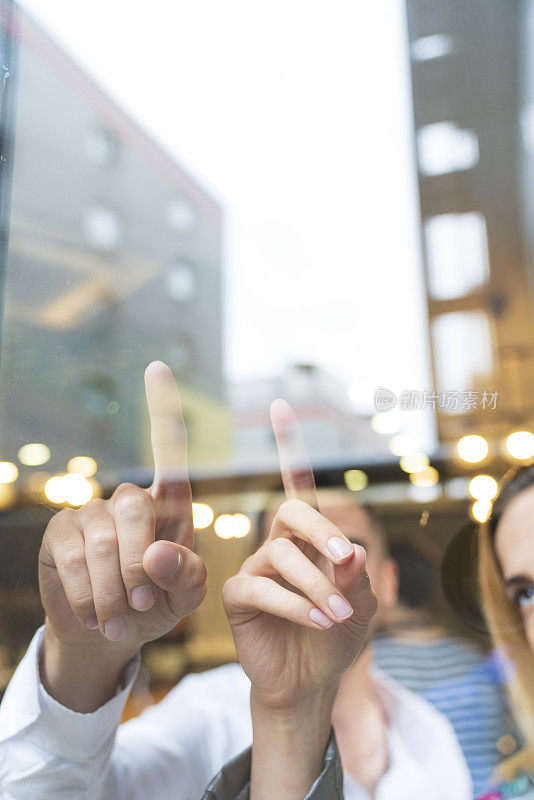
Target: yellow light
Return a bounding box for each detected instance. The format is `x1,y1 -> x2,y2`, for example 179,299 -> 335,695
192,502 -> 214,530
409,466 -> 439,487
63,473 -> 93,506
371,411 -> 401,435
18,443 -> 50,466
214,514 -> 236,539
0,461 -> 18,484
233,513 -> 252,538
44,475 -> 67,504
213,513 -> 251,540
471,499 -> 492,523
399,453 -> 430,474
469,475 -> 498,501
44,473 -> 93,506
388,435 -> 414,456
457,435 -> 488,464
506,431 -> 534,461
67,456 -> 98,478
344,469 -> 369,492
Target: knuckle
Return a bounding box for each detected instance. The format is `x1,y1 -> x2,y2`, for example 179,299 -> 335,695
114,487 -> 152,521
279,498 -> 306,519
113,482 -> 139,497
88,527 -> 117,556
268,537 -> 289,559
60,547 -> 87,573
86,498 -> 108,515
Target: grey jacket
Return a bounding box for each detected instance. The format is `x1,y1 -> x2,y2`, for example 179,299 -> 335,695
202,730 -> 343,800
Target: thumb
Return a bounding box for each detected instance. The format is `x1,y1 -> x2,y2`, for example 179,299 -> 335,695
335,545 -> 378,628
143,541 -> 207,619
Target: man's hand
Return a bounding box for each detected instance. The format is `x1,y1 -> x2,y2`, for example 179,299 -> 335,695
39,362 -> 206,709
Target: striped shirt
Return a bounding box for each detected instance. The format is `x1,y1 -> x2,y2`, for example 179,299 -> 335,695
373,634 -> 518,798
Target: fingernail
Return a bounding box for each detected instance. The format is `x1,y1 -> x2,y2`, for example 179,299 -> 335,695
327,536 -> 353,559
328,595 -> 353,620
104,616 -> 127,641
310,608 -> 334,628
84,614 -> 99,630
131,585 -> 156,611
149,545 -> 180,579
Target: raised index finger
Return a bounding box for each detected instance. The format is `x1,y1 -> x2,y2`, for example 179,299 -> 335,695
270,398 -> 319,510
144,361 -> 193,548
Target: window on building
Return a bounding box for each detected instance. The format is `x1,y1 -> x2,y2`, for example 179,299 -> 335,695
418,121 -> 479,176
425,211 -> 490,300
432,310 -> 494,399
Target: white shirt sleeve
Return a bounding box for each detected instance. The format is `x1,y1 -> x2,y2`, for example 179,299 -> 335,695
0,626 -> 250,800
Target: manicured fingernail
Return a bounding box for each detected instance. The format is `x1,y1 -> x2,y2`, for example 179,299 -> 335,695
149,545 -> 180,579
104,616 -> 127,641
84,614 -> 99,630
328,595 -> 353,620
131,585 -> 156,611
327,536 -> 353,559
310,608 -> 334,628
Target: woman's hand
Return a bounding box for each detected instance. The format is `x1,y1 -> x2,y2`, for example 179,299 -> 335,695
222,399 -> 377,710
222,399 -> 377,800
222,497 -> 376,709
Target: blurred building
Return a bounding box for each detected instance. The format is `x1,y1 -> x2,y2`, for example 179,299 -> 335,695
230,363 -> 391,472
407,0 -> 534,451
0,7 -> 227,483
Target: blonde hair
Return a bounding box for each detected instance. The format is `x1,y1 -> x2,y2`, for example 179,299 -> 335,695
479,520 -> 534,779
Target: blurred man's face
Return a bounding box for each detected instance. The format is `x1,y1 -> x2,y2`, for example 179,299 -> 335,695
319,501 -> 398,612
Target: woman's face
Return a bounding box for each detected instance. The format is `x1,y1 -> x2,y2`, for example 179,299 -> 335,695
495,484 -> 534,650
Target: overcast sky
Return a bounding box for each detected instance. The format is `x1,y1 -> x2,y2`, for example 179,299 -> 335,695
18,0 -> 434,446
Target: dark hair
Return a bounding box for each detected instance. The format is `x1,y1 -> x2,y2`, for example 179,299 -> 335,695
391,540 -> 436,609
489,464 -> 534,538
